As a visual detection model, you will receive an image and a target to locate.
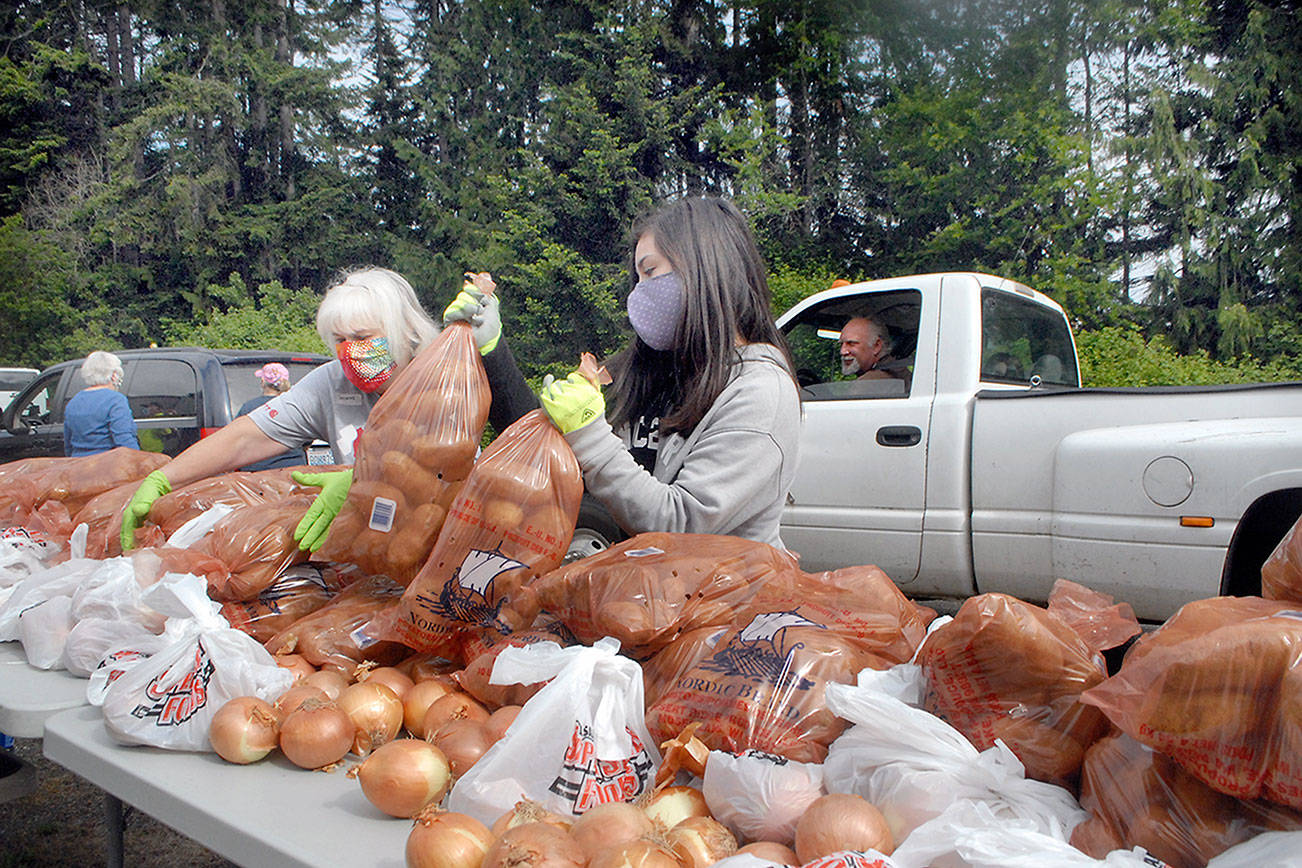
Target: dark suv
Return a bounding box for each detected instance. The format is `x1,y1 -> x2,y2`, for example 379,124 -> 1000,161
0,348 -> 330,464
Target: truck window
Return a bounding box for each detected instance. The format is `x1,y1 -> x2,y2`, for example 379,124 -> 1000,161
223,360 -> 322,418
980,289 -> 1078,387
11,374 -> 58,426
781,289 -> 921,400
127,360 -> 199,418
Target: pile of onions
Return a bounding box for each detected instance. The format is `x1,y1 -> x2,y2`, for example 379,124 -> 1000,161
793,793 -> 894,862
738,841 -> 799,865
482,822 -> 584,868
208,696 -> 280,764
588,839 -> 680,868
422,692 -> 489,739
433,719 -> 494,777
275,683 -> 329,717
645,786 -> 711,831
406,808 -> 494,868
404,680 -> 457,737
570,802 -> 653,863
338,681 -> 404,756
279,698 -> 354,769
667,816 -> 737,868
357,665 -> 414,701
354,738 -> 451,818
491,800 -> 573,838
303,668 -> 349,701
485,705 -> 521,742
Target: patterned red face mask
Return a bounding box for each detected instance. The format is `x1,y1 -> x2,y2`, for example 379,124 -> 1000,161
336,336 -> 395,392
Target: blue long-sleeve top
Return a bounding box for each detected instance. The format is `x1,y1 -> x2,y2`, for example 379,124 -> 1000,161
63,387 -> 139,456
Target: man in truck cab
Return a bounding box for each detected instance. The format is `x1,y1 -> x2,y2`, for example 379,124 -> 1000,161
840,315 -> 912,391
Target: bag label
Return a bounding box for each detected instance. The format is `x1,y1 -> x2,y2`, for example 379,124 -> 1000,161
548,722 -> 655,814
623,546 -> 665,558
368,496 -> 397,533
129,640 -> 215,727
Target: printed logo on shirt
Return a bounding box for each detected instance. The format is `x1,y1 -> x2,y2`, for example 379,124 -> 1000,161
267,408 -> 278,418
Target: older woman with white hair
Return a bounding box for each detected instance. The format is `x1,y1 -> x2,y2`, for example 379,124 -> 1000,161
120,266 -> 441,551
63,350 -> 139,456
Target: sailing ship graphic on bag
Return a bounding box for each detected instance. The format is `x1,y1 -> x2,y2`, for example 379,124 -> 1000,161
421,544 -> 527,632
700,610 -> 825,691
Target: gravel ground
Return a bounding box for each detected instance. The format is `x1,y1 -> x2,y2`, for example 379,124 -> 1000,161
0,737 -> 232,868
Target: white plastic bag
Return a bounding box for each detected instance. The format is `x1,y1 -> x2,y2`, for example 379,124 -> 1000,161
703,749 -> 825,846
70,559 -> 166,633
824,668 -> 1084,850
18,594 -> 75,669
0,527 -> 59,587
99,573 -> 293,749
951,804 -> 1169,867
447,637 -> 661,825
63,617 -> 165,678
0,557 -> 115,640
165,503 -> 234,549
1205,831 -> 1302,868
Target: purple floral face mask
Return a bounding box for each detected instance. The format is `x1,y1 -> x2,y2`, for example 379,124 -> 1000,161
627,272 -> 685,351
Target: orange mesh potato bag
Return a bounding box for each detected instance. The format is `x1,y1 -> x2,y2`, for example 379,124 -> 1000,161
645,566 -> 935,763
73,481 -> 155,559
219,567 -> 337,643
1046,579 -> 1142,654
129,546 -> 231,589
392,409 -> 583,659
5,448 -> 169,516
915,591 -> 1112,788
642,624 -> 733,708
1071,732 -> 1302,868
320,323 -> 490,583
146,467 -> 309,537
1262,515 -> 1302,604
455,617 -> 578,709
1080,596 -> 1302,808
264,574 -> 409,674
194,495 -> 315,601
529,532 -> 799,657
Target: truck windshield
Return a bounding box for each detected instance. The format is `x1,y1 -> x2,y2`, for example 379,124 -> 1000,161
980,289 -> 1078,387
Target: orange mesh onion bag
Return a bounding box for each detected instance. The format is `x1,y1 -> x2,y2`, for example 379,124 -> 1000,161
320,323 -> 490,583
1080,596 -> 1302,808
1263,515 -> 1302,604
392,409 -> 583,659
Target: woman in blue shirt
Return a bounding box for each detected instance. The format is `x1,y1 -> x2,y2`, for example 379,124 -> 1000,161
63,351 -> 139,456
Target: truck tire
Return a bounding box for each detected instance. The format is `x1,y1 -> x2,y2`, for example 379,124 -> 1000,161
565,494 -> 627,564
1221,488 -> 1302,597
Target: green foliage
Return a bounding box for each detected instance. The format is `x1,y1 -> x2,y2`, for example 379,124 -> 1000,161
1077,325 -> 1302,387
161,275 -> 325,354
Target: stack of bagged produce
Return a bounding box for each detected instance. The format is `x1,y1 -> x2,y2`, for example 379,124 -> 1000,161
1262,512 -> 1302,604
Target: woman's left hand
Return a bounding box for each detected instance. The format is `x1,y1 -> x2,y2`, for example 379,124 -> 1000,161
539,371 -> 605,434
443,272 -> 501,354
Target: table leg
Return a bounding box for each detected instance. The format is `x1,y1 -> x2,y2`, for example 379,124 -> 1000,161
104,792 -> 124,868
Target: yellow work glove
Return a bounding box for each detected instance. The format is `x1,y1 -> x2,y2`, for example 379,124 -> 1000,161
442,273 -> 501,355
120,470 -> 172,551
291,468 -> 353,552
539,372 -> 605,435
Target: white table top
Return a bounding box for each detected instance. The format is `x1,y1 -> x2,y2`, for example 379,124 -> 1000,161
43,705 -> 411,868
0,640 -> 90,738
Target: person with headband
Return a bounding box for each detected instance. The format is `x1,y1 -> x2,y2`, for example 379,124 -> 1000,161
445,197 -> 802,548
119,267 -> 440,552
63,350 -> 139,456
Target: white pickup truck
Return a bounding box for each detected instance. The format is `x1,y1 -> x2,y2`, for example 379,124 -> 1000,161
775,272 -> 1302,619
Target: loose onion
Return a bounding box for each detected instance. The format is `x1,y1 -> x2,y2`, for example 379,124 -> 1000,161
645,785 -> 711,831
304,668 -> 349,700
338,681 -> 405,756
406,807 -> 493,868
588,839 -> 680,868
482,822 -> 584,868
794,793 -> 894,862
667,815 -> 737,868
276,653 -> 316,681
404,680 -> 457,737
570,802 -> 653,861
423,692 -> 490,740
738,842 -> 799,865
491,800 -> 574,838
485,705 -> 521,742
359,665 -> 415,701
209,696 -> 280,764
355,738 -> 452,818
279,698 -> 354,769
275,683 -> 329,717
433,718 -> 493,777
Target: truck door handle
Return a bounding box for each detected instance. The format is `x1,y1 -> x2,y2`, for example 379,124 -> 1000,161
876,425 -> 921,447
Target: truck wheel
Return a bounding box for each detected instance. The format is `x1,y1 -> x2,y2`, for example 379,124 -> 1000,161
565,495 -> 626,564
1221,488 -> 1302,597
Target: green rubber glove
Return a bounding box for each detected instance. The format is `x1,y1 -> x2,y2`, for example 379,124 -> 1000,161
291,468 -> 353,552
120,470 -> 172,551
539,371 -> 605,435
443,277 -> 501,355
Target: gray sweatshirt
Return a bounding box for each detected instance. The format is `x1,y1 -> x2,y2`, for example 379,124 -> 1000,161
565,343 -> 802,549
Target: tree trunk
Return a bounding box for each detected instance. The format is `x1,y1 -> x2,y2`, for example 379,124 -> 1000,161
278,0 -> 296,201
117,5 -> 135,86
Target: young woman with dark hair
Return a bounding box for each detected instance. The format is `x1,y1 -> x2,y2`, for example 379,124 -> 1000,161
447,196 -> 802,548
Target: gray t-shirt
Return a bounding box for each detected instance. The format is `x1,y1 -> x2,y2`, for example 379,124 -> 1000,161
247,361 -> 378,464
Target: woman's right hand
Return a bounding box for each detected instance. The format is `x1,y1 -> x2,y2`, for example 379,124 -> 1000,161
119,470 -> 172,550
443,271 -> 501,354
